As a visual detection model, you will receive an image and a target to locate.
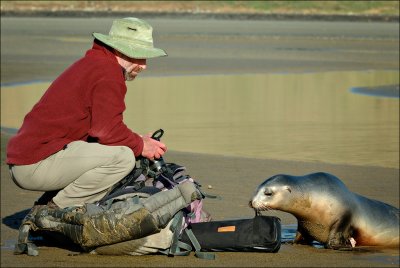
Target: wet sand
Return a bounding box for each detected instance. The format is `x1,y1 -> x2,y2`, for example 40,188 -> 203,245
1,17 -> 399,267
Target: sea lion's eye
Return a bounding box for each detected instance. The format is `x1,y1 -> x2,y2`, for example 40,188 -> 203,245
264,190 -> 273,196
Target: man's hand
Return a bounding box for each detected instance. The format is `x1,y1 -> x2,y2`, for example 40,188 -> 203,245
141,134 -> 167,160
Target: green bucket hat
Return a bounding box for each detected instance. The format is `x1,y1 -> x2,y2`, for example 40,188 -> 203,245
92,17 -> 167,59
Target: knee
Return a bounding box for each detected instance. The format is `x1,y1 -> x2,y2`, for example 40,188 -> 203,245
114,146 -> 136,172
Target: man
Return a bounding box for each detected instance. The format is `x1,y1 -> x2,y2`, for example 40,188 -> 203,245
6,17 -> 167,209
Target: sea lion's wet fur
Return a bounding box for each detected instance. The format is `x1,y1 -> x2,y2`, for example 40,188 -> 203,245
250,172 -> 399,249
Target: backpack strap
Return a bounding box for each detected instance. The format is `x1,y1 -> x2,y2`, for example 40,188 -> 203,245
96,168 -> 145,205
14,224 -> 39,256
159,211 -> 192,256
197,188 -> 221,200
14,204 -> 43,256
184,228 -> 215,260
161,211 -> 215,260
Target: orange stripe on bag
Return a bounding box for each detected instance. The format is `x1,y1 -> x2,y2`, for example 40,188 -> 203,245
217,226 -> 236,232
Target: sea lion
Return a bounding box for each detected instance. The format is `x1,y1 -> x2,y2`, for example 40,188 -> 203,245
250,172 -> 399,249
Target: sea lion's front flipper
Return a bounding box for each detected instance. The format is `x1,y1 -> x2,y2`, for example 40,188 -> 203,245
326,214 -> 354,250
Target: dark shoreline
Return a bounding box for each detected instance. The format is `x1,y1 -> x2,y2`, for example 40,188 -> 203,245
1,10 -> 399,22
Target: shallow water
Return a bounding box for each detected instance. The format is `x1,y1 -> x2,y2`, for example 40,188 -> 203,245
1,70 -> 399,168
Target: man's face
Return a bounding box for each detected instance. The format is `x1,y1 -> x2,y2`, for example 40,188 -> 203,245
115,52 -> 147,81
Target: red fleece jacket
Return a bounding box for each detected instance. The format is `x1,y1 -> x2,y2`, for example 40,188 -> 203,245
6,42 -> 144,165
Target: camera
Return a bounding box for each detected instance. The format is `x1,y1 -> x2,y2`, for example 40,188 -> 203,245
142,129 -> 171,178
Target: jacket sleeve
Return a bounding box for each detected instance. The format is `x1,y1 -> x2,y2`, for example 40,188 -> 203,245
88,79 -> 144,157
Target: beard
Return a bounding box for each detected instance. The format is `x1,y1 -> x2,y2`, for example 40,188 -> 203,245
123,69 -> 136,81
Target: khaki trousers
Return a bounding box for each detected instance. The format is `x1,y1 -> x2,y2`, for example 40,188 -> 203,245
10,141 -> 135,208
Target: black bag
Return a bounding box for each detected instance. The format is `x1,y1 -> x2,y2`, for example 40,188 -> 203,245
180,215 -> 281,253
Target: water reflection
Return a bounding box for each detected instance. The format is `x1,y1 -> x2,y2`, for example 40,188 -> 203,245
351,84 -> 399,98
1,70 -> 399,168
281,224 -> 297,243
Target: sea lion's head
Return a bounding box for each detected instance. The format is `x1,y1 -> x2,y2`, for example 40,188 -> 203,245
249,174 -> 297,212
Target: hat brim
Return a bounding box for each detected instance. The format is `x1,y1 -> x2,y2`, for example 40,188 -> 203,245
93,32 -> 167,59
